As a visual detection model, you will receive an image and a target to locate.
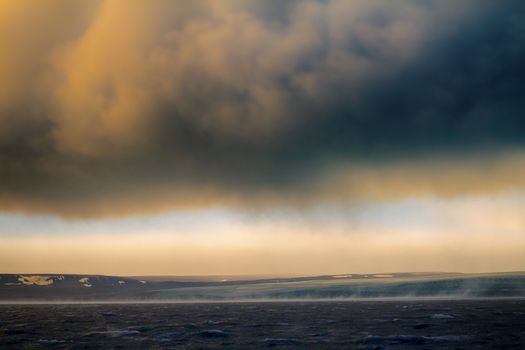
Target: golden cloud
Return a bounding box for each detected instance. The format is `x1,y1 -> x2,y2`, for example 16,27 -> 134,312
0,0 -> 524,217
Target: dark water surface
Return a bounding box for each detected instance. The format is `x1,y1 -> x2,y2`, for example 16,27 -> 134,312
1,300 -> 524,349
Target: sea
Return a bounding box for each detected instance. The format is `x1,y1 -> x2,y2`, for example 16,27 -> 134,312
1,300 -> 524,349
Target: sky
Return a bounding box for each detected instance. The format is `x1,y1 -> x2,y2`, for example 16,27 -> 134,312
1,0 -> 524,275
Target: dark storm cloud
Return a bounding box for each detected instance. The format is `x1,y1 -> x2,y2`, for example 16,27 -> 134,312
1,0 -> 524,217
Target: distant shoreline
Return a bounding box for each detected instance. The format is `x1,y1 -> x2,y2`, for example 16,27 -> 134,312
3,296 -> 525,305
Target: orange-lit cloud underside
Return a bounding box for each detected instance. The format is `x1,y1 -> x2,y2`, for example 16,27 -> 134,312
0,1 -> 524,274
1,1 -> 525,217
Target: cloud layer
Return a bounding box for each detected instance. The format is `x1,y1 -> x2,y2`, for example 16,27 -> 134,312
1,0 -> 525,217
3,195 -> 525,274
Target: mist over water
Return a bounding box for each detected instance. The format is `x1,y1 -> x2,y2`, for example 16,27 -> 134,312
1,272 -> 525,302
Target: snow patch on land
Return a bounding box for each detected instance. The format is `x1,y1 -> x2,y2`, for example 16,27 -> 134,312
332,275 -> 352,279
118,280 -> 126,285
18,275 -> 55,286
79,277 -> 93,288
373,274 -> 394,278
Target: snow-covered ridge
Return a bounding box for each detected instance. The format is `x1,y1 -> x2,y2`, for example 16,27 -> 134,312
1,274 -> 143,288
